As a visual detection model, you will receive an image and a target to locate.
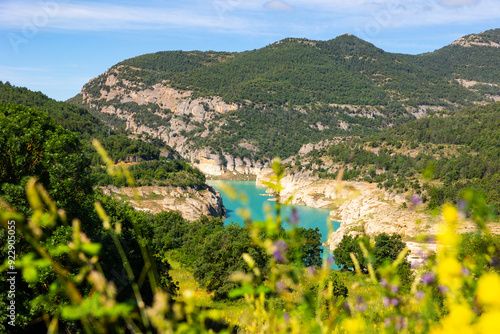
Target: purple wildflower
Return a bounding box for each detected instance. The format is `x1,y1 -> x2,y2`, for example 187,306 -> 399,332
383,297 -> 399,307
416,290 -> 425,300
344,301 -> 351,312
355,297 -> 367,312
395,316 -> 407,331
276,281 -> 286,293
384,318 -> 391,328
424,236 -> 436,244
273,250 -> 285,263
395,321 -> 402,331
411,261 -> 422,269
438,285 -> 449,293
411,195 -> 423,206
421,272 -> 435,285
273,240 -> 288,263
380,278 -> 388,288
461,266 -> 470,276
290,209 -> 300,226
457,200 -> 467,211
391,285 -> 399,294
491,257 -> 500,267
283,312 -> 290,323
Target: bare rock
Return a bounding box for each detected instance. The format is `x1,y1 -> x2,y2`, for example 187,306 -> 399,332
100,185 -> 225,221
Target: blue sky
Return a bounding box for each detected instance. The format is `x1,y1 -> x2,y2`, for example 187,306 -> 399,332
0,0 -> 499,101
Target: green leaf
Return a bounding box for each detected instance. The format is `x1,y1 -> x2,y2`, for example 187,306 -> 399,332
256,284 -> 271,295
81,243 -> 102,256
48,244 -> 71,257
22,266 -> 38,283
228,284 -> 254,298
61,305 -> 86,320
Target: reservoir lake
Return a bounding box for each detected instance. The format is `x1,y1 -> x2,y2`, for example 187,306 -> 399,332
207,180 -> 340,266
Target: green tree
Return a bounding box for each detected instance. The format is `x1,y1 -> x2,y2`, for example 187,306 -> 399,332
287,227 -> 323,267
373,233 -> 407,268
0,103 -> 92,218
333,234 -> 367,271
192,224 -> 268,301
151,211 -> 189,252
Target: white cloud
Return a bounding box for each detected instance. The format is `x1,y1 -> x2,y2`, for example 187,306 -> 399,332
438,0 -> 480,7
0,0 -> 498,40
0,1 -> 254,32
263,1 -> 294,12
282,0 -> 499,34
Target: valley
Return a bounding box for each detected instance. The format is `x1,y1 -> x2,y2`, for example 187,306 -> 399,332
63,28 -> 500,264
2,27 -> 500,333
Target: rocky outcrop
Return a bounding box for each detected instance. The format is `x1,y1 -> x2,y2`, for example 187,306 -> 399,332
256,170 -> 431,240
298,138 -> 345,156
80,66 -> 239,160
451,34 -> 500,48
192,150 -> 270,176
100,184 -> 225,221
83,67 -> 239,120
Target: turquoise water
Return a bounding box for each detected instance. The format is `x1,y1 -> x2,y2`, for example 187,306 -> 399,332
207,180 -> 340,266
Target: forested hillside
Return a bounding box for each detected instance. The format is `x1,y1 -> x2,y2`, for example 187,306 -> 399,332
73,29 -> 500,162
0,82 -> 209,187
105,34 -> 490,107
0,81 -> 162,163
300,102 -> 500,212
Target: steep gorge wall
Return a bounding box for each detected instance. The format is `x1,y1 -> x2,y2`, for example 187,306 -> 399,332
192,150 -> 270,176
80,66 -> 239,160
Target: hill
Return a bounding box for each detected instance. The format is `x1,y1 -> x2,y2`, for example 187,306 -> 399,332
0,81 -> 174,164
70,29 -> 500,166
0,82 -> 227,220
295,102 -> 500,212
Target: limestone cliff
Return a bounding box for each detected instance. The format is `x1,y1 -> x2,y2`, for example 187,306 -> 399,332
100,184 -> 225,221
192,149 -> 270,176
80,66 -> 238,160
79,66 -> 276,174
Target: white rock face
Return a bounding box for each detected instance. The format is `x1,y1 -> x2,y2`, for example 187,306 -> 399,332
192,151 -> 270,176
81,66 -> 239,160
254,170 -> 500,268
100,185 -> 225,221
451,34 -> 500,48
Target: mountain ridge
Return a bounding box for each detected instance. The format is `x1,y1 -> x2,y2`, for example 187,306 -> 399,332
71,28 -> 500,165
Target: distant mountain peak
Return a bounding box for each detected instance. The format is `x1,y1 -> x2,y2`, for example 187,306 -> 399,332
450,28 -> 500,48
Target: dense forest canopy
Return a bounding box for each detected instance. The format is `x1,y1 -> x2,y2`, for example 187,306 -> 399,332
106,33 -> 494,108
